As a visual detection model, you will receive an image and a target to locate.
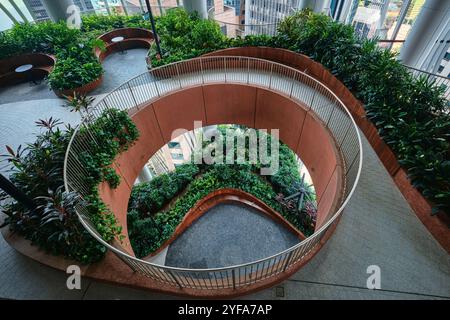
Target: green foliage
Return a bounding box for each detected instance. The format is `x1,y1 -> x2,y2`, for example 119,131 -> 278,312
47,39 -> 104,91
127,209 -> 162,257
275,10 -> 450,214
129,163 -> 199,215
128,126 -> 315,258
0,21 -> 81,58
0,14 -> 147,90
148,9 -> 282,67
150,8 -> 226,67
79,108 -> 139,189
129,163 -> 314,258
0,109 -> 139,263
80,13 -> 151,33
0,120 -> 105,264
64,92 -> 95,113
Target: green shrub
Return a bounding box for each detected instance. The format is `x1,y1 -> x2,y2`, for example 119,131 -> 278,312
1,109 -> 139,263
128,126 -> 316,258
0,14 -> 149,90
128,163 -> 314,258
0,119 -> 104,264
47,39 -> 104,91
150,8 -> 226,67
129,163 -> 199,215
276,10 -> 450,214
149,8 -> 449,215
81,13 -> 151,33
0,21 -> 81,59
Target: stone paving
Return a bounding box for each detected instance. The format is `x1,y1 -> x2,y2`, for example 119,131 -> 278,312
0,49 -> 449,299
165,202 -> 300,268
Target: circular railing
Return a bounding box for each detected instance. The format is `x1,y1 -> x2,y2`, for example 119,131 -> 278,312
63,56 -> 362,290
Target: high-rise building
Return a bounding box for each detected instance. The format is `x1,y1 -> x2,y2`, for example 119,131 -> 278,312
244,0 -> 300,35
352,6 -> 381,39
400,0 -> 450,73
146,130 -> 200,177
23,0 -> 95,21
224,0 -> 241,15
23,0 -> 49,20
346,0 -> 390,39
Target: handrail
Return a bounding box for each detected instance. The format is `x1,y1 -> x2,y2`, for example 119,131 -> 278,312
376,39 -> 405,43
63,55 -> 362,289
404,65 -> 450,102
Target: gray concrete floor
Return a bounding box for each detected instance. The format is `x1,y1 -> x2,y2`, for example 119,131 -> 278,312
0,48 -> 149,106
165,203 -> 300,268
0,50 -> 449,299
90,48 -> 149,95
0,80 -> 56,105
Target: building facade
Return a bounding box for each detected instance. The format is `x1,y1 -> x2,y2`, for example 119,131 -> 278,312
23,0 -> 95,20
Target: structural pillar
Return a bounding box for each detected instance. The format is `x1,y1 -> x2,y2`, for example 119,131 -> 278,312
183,0 -> 208,19
298,0 -> 331,13
41,0 -> 75,22
399,0 -> 450,71
138,165 -> 153,183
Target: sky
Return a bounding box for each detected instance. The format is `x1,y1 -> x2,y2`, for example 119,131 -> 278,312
0,0 -> 33,31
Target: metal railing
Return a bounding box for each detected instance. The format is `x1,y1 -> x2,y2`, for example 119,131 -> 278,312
405,65 -> 450,103
63,56 -> 362,290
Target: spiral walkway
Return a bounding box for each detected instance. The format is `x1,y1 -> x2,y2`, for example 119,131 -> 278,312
0,49 -> 449,299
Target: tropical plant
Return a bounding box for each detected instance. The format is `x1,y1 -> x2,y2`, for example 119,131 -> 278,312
0,108 -> 139,263
127,126 -> 316,258
0,119 -> 105,263
64,92 -> 95,114
47,39 -> 104,91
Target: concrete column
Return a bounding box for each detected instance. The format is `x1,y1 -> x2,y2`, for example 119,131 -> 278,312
298,0 -> 331,13
41,0 -> 75,22
335,0 -> 353,23
183,0 -> 208,19
399,0 -> 450,70
138,165 -> 153,183
8,0 -> 29,22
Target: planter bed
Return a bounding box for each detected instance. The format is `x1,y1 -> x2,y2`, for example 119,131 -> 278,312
95,27 -> 154,62
204,47 -> 450,253
53,75 -> 103,98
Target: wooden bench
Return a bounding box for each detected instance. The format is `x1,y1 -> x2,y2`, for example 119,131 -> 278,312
0,53 -> 55,87
95,27 -> 154,61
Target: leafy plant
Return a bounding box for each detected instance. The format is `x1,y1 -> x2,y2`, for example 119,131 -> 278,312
0,120 -> 105,263
149,8 -> 449,215
1,108 -> 139,263
128,126 -> 315,258
48,39 -> 104,91
64,92 -> 95,114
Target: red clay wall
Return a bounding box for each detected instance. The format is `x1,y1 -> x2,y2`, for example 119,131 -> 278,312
204,47 -> 450,252
144,188 -> 306,259
99,84 -> 344,255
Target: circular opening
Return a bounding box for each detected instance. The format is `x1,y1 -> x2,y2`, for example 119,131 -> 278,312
128,124 -> 317,265
64,56 -> 362,286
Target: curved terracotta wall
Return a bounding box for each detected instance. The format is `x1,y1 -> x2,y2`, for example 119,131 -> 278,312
98,83 -> 344,256
144,188 -> 306,260
95,27 -> 154,62
204,47 -> 450,252
0,53 -> 55,87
